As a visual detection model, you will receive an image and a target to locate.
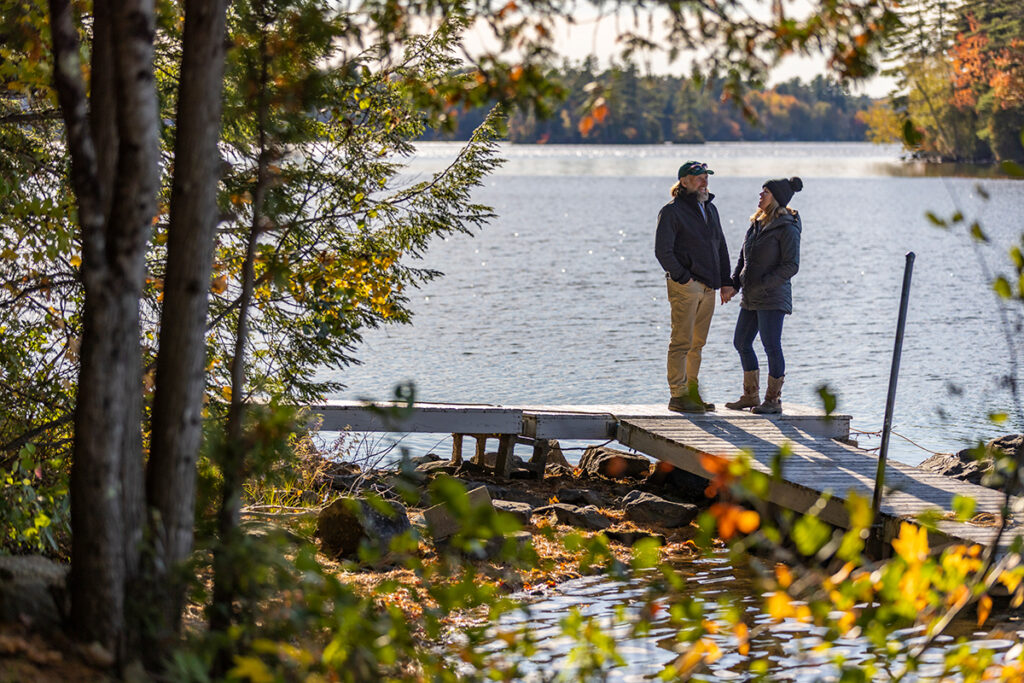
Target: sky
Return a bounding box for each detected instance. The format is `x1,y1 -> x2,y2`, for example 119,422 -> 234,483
462,4 -> 897,98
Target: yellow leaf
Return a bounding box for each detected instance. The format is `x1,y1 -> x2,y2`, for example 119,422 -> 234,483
766,591 -> 792,620
229,655 -> 274,683
221,386 -> 232,401
891,522 -> 929,564
734,622 -> 749,655
70,255 -> 82,268
702,638 -> 722,664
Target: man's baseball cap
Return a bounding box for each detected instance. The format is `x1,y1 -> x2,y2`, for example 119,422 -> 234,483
678,161 -> 714,178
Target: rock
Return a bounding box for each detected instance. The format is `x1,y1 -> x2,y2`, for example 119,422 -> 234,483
624,491 -> 699,528
411,453 -> 442,465
604,530 -> 666,546
510,465 -> 542,480
440,530 -> 533,561
474,451 -> 528,470
493,500 -> 535,524
641,462 -> 711,503
919,434 -> 1023,491
423,486 -> 493,540
578,446 -> 652,480
533,503 -> 613,531
0,555 -> 68,629
416,460 -> 458,476
555,488 -> 608,508
481,484 -> 549,508
316,497 -> 412,560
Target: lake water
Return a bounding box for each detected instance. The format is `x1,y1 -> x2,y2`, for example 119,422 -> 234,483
326,142 -> 1024,679
329,141 -> 1024,468
485,551 -> 1022,681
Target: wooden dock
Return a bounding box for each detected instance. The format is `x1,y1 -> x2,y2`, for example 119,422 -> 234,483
310,400 -> 1023,554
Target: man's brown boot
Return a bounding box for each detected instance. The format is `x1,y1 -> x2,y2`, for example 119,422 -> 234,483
752,375 -> 784,414
668,393 -> 706,414
724,370 -> 760,410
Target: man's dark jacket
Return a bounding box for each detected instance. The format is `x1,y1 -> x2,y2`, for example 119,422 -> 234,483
655,192 -> 732,289
731,211 -> 802,314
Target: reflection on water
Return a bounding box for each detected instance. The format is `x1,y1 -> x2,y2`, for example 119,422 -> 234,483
330,141 -> 1024,468
477,550 -> 1023,681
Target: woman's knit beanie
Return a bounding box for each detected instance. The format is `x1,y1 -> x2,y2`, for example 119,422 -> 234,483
763,177 -> 803,207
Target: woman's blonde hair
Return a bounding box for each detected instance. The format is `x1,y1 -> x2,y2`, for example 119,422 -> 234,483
751,199 -> 796,224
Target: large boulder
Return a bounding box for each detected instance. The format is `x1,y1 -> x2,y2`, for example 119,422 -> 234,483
493,500 -> 535,525
578,446 -> 652,480
623,491 -> 699,528
0,555 -> 68,629
423,486 -> 493,540
919,434 -> 1023,491
316,497 -> 412,560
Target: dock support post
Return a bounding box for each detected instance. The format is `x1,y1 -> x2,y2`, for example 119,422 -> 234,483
451,433 -> 464,465
531,439 -> 552,472
495,434 -> 516,478
872,252 -> 915,523
473,435 -> 488,464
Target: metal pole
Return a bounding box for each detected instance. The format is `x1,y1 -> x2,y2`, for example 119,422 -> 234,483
872,252 -> 916,517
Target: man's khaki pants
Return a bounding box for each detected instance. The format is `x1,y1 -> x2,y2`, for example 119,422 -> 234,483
666,277 -> 715,397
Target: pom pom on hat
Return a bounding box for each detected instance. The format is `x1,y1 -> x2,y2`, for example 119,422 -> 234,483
763,176 -> 803,207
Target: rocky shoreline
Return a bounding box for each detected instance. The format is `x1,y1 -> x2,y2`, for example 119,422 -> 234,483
313,444 -> 713,563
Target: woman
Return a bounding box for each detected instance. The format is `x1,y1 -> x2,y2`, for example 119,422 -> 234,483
723,177 -> 802,414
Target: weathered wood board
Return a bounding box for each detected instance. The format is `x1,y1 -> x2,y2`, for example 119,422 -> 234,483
617,416 -> 1024,555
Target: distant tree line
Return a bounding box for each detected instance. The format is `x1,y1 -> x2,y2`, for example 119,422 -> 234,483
863,0 -> 1024,162
425,61 -> 877,143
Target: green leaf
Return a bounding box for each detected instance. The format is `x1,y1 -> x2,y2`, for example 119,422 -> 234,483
952,495 -> 976,521
902,119 -> 922,148
817,383 -> 837,415
993,276 -> 1012,299
1000,160 -> 1024,177
988,412 -> 1008,424
970,222 -> 989,243
630,536 -> 661,570
925,211 -> 947,227
792,515 -> 831,556
1011,246 -> 1024,270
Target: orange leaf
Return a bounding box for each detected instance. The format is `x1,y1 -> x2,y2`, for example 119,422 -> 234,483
699,453 -> 730,475
775,564 -> 793,589
578,115 -> 594,137
737,510 -> 760,534
978,595 -> 992,626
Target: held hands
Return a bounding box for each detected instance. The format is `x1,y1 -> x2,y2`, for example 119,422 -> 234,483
720,285 -> 737,304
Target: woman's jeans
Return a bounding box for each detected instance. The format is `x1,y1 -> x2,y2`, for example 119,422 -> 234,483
733,308 -> 786,378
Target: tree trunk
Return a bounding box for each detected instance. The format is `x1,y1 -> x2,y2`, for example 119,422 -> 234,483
50,0 -> 159,659
147,0 -> 230,640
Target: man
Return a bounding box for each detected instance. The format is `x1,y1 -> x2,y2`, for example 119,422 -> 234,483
655,161 -> 736,414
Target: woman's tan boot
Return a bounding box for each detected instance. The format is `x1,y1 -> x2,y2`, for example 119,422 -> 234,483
724,370 -> 760,410
752,375 -> 784,414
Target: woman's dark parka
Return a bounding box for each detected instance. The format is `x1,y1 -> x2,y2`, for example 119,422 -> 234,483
731,211 -> 802,314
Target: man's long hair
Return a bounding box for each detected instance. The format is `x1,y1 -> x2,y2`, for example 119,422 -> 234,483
671,179 -> 709,202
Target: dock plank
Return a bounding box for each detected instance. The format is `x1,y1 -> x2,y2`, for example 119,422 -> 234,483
617,416 -> 1024,553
